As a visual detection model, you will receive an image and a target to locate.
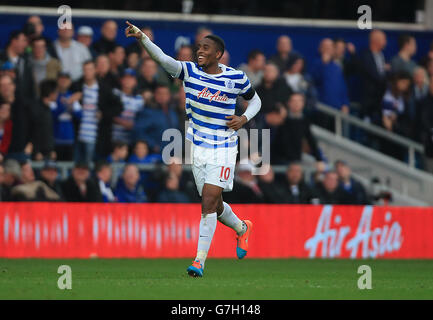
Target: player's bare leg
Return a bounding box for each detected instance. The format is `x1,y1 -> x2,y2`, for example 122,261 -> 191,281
187,183 -> 222,277
216,196 -> 252,259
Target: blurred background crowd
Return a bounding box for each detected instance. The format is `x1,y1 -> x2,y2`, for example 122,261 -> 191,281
0,13 -> 431,204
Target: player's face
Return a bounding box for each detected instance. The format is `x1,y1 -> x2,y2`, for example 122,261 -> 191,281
196,38 -> 220,67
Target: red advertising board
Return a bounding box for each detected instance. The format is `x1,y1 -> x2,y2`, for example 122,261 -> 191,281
0,203 -> 432,259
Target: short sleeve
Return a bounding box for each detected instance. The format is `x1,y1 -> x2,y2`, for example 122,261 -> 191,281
238,72 -> 252,95
175,61 -> 194,81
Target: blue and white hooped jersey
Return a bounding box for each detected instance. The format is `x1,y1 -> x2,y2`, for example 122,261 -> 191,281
176,62 -> 252,149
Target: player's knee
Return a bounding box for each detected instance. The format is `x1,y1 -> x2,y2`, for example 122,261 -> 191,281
201,194 -> 218,214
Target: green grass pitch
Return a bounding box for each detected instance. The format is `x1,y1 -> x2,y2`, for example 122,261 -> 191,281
0,259 -> 432,299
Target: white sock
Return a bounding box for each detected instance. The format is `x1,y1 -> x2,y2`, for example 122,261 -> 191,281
195,212 -> 217,268
218,202 -> 247,236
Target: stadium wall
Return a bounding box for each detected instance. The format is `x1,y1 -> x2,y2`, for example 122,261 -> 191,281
1,9 -> 433,71
1,203 -> 432,259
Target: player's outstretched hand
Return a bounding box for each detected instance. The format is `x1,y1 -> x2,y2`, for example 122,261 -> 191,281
226,115 -> 247,131
125,21 -> 143,39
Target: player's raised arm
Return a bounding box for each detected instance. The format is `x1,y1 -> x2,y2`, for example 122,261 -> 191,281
125,21 -> 182,78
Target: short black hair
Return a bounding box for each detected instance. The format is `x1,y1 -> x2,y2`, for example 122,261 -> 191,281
112,141 -> 128,151
204,34 -> 225,56
39,79 -> 57,99
7,30 -> 24,47
398,34 -> 414,50
95,160 -> 111,173
247,49 -> 264,62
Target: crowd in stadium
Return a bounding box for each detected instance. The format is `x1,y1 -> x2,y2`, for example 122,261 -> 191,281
0,15 -> 432,204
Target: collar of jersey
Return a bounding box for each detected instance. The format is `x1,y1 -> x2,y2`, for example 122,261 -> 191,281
197,63 -> 227,79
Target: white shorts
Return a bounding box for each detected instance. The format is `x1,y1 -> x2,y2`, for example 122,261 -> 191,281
190,144 -> 237,197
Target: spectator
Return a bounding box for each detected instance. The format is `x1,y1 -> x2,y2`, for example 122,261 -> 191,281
30,36 -> 61,89
272,93 -> 324,165
115,164 -> 148,203
256,62 -> 292,129
0,30 -> 35,101
137,58 -> 169,96
176,45 -> 193,62
62,162 -> 102,202
257,164 -> 288,203
0,101 -> 12,162
282,162 -> 318,204
32,79 -> 58,161
269,35 -> 300,74
420,40 -> 433,68
166,157 -> 199,203
72,60 -> 122,162
381,72 -> 412,159
391,34 -> 418,76
95,54 -> 119,89
238,49 -> 266,88
157,171 -> 190,203
133,85 -> 180,153
92,20 -> 119,55
54,22 -> 92,81
359,29 -> 389,121
94,160 -> 115,202
106,141 -> 129,164
412,67 -> 429,102
112,68 -> 144,144
333,38 -> 357,76
2,159 -> 21,201
284,57 -> 317,114
335,160 -> 369,205
108,45 -> 126,78
0,74 -> 32,161
76,26 -> 97,58
128,139 -> 162,164
52,72 -> 82,161
0,163 -> 4,201
26,15 -> 57,58
38,160 -> 63,199
126,26 -> 153,58
311,38 -> 349,114
419,76 -> 433,173
220,49 -> 230,66
126,51 -> 140,70
315,170 -> 348,205
223,162 -> 264,204
0,61 -> 16,80
11,160 -> 60,201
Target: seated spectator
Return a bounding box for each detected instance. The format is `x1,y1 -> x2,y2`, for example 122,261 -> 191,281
30,36 -> 61,89
282,162 -> 318,204
391,34 -> 418,76
166,157 -> 199,203
269,35 -> 301,74
54,22 -> 92,81
220,49 -> 230,66
38,160 -> 63,199
115,164 -> 148,203
76,26 -> 97,58
335,160 -> 369,205
381,72 -> 412,159
223,162 -> 264,204
128,140 -> 162,164
257,164 -> 289,203
157,171 -> 190,203
0,101 -> 12,162
112,68 -> 144,144
11,160 -> 60,201
315,170 -> 348,205
126,51 -> 140,70
92,20 -> 118,55
52,72 -> 82,161
2,159 -> 22,200
61,162 -> 102,202
311,38 -> 349,115
238,49 -> 266,88
32,79 -> 58,161
133,85 -> 180,153
176,45 -> 193,62
272,93 -> 324,165
106,141 -> 128,164
72,60 -> 122,162
284,57 -> 317,114
137,58 -> 169,98
94,160 -> 115,202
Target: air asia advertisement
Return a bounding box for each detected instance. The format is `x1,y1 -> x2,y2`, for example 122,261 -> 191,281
0,203 -> 432,258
